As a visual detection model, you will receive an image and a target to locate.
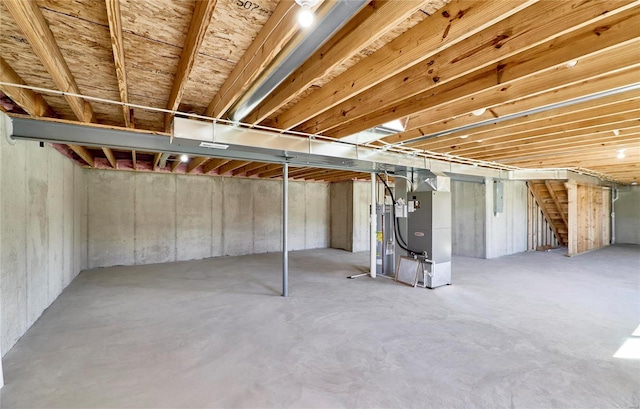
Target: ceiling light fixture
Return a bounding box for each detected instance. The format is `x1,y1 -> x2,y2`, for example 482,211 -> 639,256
459,135 -> 469,139
471,108 -> 486,116
295,0 -> 318,28
613,129 -> 620,136
199,142 -> 229,149
566,60 -> 578,68
617,149 -> 626,159
180,154 -> 189,163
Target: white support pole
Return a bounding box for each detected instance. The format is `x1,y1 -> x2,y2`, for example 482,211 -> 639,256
283,163 -> 289,296
370,172 -> 377,278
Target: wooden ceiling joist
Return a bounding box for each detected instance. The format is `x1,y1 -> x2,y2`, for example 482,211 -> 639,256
164,0 -> 218,131
3,0 -> 94,123
271,0 -> 537,130
246,164 -> 281,177
186,156 -> 210,173
243,0 -> 424,125
68,145 -> 95,167
216,160 -> 251,175
232,162 -> 269,176
152,152 -> 162,171
0,57 -> 53,117
325,3 -> 640,139
204,0 -> 300,119
405,69 -> 640,150
202,158 -> 230,174
412,95 -> 640,152
105,0 -> 132,128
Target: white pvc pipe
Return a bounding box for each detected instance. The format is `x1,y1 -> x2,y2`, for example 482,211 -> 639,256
370,172 -> 377,278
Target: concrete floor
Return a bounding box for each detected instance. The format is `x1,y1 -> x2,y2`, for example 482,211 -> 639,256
2,245 -> 639,408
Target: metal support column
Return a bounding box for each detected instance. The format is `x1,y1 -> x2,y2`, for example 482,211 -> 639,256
370,172 -> 377,278
282,163 -> 289,297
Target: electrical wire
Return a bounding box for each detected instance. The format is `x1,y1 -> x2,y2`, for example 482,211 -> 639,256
376,174 -> 421,255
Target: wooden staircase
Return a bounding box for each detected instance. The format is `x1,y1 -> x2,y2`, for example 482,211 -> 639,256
527,180 -> 569,246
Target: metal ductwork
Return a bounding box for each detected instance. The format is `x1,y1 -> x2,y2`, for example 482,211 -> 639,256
228,0 -> 368,122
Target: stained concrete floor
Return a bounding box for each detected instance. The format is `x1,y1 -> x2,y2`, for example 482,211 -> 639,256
2,245 -> 639,408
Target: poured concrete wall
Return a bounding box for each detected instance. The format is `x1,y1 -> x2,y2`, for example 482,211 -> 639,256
451,180 -> 486,258
484,179 -> 528,259
86,171 -> 330,268
0,114 -> 86,357
615,186 -> 640,245
330,181 -> 370,252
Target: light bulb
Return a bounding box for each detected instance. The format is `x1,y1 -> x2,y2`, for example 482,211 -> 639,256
613,129 -> 620,136
471,108 -> 486,116
298,7 -> 314,27
617,149 -> 626,159
566,60 -> 578,68
459,135 -> 469,139
180,154 -> 189,163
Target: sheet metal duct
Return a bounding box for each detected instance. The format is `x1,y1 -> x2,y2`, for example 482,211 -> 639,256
228,0 -> 368,122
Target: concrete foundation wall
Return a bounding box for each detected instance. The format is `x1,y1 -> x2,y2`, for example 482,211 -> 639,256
485,179 -> 528,259
86,171 -> 330,268
329,180 -> 370,252
615,187 -> 640,245
1,114 -> 86,357
449,179 -> 527,259
451,181 -> 486,258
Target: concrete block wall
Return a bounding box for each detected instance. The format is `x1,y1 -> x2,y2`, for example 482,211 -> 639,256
615,186 -> 640,245
86,170 -> 330,268
0,114 -> 87,357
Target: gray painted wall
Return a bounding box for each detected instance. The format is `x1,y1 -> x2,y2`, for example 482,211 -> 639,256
0,114 -> 86,357
615,187 -> 640,245
86,170 -> 330,268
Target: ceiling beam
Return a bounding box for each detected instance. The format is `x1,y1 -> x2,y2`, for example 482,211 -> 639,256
410,94 -> 640,152
68,145 -> 95,167
408,71 -> 640,151
3,0 -> 94,123
246,164 -> 281,177
187,156 -> 210,173
308,0 -> 639,136
171,158 -> 182,172
325,4 -> 640,138
202,158 -> 230,174
243,0 -> 424,125
103,147 -> 117,168
271,0 -> 537,130
216,160 -> 251,175
164,0 -> 218,131
152,152 -> 162,171
232,161 -> 268,176
0,57 -> 53,117
256,165 -> 285,178
105,0 -> 132,128
204,0 -> 299,118
443,114 -> 640,157
0,57 -> 99,168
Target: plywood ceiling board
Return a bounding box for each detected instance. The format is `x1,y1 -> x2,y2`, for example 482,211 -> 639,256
179,54 -> 234,110
40,8 -> 123,126
123,35 -> 180,107
119,0 -> 192,47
